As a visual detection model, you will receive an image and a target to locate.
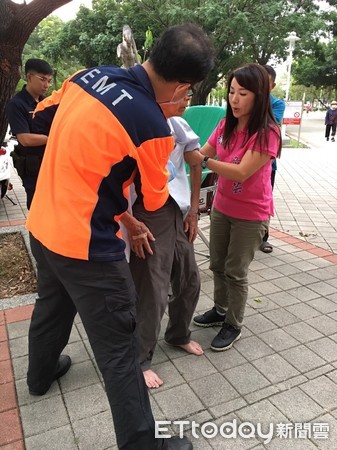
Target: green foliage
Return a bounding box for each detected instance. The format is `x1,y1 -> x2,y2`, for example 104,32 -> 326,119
289,138 -> 307,148
22,15 -> 83,89
272,84 -> 285,100
143,28 -> 153,61
288,84 -> 330,104
293,38 -> 337,90
44,1 -> 133,67
21,0 -> 337,101
291,5 -> 337,91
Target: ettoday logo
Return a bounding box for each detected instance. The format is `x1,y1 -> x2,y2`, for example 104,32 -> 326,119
155,419 -> 329,444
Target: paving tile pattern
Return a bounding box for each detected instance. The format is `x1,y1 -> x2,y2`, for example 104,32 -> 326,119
2,233 -> 337,449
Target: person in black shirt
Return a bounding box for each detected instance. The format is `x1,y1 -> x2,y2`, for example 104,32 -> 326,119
6,58 -> 53,209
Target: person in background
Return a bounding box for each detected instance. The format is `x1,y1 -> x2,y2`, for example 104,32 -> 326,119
6,58 -> 52,209
325,101 -> 337,142
193,63 -> 281,351
121,90 -> 203,390
26,23 -> 214,450
259,64 -> 285,253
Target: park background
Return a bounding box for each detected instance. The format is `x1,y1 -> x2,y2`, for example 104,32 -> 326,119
2,0 -> 337,146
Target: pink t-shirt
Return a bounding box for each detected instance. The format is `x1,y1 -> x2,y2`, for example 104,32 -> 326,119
208,119 -> 280,221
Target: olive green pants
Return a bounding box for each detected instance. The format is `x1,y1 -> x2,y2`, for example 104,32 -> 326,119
210,207 -> 268,329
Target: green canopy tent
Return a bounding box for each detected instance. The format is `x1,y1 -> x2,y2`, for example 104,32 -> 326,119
183,105 -> 226,146
183,105 -> 226,211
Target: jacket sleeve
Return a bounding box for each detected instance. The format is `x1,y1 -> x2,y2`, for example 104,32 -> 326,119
133,135 -> 174,211
169,116 -> 200,151
325,110 -> 330,125
6,101 -> 31,135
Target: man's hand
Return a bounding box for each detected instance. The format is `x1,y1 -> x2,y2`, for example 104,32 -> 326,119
184,211 -> 198,242
131,226 -> 155,259
120,212 -> 155,259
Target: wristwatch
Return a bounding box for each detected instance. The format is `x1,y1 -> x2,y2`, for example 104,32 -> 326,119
201,155 -> 210,169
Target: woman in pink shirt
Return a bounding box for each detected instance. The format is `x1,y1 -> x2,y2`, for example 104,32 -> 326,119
193,63 -> 281,351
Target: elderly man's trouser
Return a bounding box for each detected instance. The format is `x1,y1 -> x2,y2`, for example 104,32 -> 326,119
129,200 -> 200,371
325,124 -> 337,139
27,234 -> 162,450
210,208 -> 268,329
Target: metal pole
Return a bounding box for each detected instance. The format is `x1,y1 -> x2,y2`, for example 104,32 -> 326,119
297,92 -> 305,147
284,32 -> 300,101
285,46 -> 292,101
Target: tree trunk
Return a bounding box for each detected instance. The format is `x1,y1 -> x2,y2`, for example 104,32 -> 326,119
190,69 -> 221,106
191,87 -> 209,106
0,0 -> 72,143
0,42 -> 22,142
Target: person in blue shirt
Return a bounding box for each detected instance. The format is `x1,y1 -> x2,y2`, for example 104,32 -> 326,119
260,65 -> 286,253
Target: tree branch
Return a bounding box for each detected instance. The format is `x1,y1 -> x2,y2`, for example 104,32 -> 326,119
1,0 -> 72,33
0,0 -> 21,34
17,0 -> 72,26
1,0 -> 72,46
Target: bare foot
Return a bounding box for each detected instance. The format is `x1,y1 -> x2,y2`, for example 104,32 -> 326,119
143,369 -> 163,389
176,340 -> 204,356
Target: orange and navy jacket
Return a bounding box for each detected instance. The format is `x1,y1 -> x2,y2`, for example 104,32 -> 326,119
26,65 -> 174,261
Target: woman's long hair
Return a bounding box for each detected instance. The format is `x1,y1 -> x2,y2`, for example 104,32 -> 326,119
223,63 -> 282,157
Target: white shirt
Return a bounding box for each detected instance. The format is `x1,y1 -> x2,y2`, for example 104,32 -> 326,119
120,116 -> 200,260
168,116 -> 200,217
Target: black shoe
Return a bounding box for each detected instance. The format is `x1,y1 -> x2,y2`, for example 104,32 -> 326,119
29,355 -> 72,396
211,323 -> 241,351
332,137 -> 335,142
163,436 -> 193,449
193,307 -> 225,327
326,137 -> 329,141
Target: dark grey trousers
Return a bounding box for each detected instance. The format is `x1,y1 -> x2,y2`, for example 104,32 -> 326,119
28,234 -> 162,450
325,124 -> 336,139
129,200 -> 200,370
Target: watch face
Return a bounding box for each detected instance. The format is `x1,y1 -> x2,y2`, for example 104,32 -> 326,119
201,156 -> 209,169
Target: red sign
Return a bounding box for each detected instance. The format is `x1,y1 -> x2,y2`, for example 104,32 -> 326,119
283,117 -> 301,125
282,101 -> 302,126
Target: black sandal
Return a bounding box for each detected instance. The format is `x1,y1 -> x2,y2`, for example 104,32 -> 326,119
260,241 -> 273,253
